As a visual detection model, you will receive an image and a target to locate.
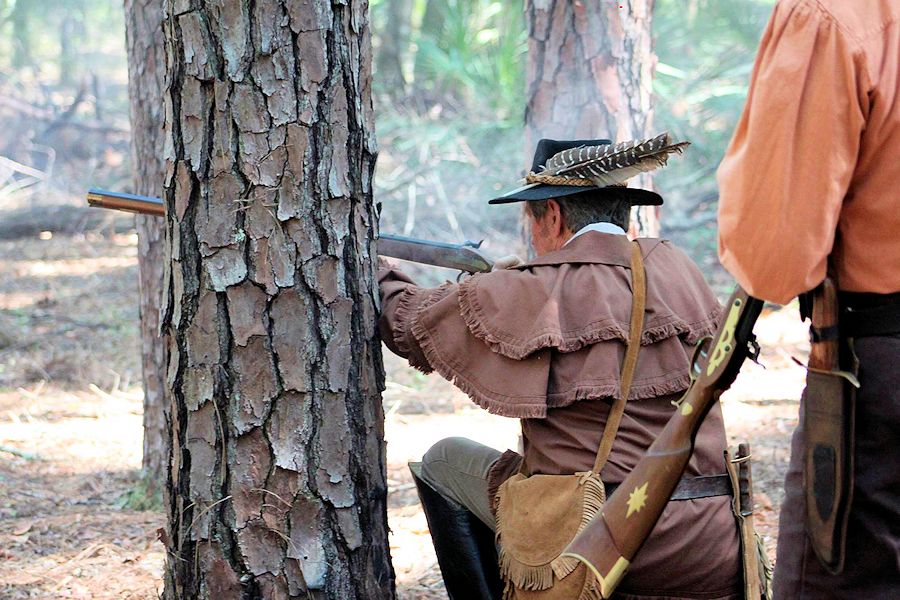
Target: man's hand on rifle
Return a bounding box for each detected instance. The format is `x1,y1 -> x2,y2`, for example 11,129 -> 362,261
492,255 -> 524,271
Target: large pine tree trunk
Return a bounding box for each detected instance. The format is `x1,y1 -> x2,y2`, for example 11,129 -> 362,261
525,0 -> 659,236
124,0 -> 168,489
160,1 -> 394,598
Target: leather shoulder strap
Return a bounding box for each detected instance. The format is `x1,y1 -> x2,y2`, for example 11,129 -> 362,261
592,241 -> 647,474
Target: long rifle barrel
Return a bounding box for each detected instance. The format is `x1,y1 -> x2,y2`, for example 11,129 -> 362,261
87,189 -> 165,217
86,189 -> 493,273
377,233 -> 492,273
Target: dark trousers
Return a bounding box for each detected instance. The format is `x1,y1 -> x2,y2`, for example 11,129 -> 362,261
774,335 -> 900,599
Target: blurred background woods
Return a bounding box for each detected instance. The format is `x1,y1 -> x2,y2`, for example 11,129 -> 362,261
369,0 -> 779,288
0,0 -> 776,286
0,0 -> 130,231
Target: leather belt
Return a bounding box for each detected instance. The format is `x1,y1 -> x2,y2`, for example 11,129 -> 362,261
841,301 -> 900,338
605,474 -> 732,501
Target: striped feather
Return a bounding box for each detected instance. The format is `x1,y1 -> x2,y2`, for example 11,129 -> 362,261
541,132 -> 689,186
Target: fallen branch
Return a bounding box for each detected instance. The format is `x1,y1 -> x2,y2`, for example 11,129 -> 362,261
0,445 -> 41,461
0,94 -> 128,135
0,205 -> 135,240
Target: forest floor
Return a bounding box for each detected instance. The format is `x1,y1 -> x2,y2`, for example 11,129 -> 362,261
0,233 -> 808,599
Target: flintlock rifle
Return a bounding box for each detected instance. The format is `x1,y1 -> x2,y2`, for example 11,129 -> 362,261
563,287 -> 764,598
86,188 -> 494,274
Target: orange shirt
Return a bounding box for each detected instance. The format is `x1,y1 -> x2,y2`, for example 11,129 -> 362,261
717,0 -> 900,304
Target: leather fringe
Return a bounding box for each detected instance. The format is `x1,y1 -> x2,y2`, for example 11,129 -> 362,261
496,473 -> 607,594
498,547 -> 556,592
411,313 -> 549,418
579,578 -> 605,600
550,474 -> 606,579
458,277 -> 722,359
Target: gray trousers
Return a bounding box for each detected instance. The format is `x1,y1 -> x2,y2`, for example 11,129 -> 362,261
420,437 -> 502,530
773,335 -> 900,599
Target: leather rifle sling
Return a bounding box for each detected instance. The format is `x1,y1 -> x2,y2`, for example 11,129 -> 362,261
592,241 -> 647,475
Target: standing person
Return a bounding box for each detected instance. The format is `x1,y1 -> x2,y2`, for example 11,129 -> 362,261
718,1 -> 900,598
381,135 -> 747,599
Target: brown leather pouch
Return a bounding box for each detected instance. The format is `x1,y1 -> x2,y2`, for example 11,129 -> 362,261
802,276 -> 860,574
802,360 -> 857,574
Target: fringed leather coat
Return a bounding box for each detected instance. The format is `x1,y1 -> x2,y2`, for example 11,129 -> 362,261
379,231 -> 743,600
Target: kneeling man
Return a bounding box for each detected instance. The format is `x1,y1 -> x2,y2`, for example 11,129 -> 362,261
379,137 -> 743,600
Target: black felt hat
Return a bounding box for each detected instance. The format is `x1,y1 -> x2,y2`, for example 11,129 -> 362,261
488,137 -> 665,206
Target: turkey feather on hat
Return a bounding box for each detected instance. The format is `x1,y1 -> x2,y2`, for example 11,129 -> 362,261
540,132 -> 689,187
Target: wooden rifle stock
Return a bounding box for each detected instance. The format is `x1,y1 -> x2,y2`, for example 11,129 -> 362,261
86,188 -> 493,273
562,287 -> 764,598
809,279 -> 839,370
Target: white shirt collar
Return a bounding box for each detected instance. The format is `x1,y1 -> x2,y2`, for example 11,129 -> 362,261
565,222 -> 627,245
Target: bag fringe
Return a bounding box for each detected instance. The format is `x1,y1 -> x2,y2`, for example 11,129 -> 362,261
496,472 -> 607,594
495,481 -> 556,592
551,474 -> 606,579
498,545 -> 557,591
578,577 -> 605,600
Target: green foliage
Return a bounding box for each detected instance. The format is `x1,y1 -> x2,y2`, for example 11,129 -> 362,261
409,0 -> 526,119
370,0 -> 529,280
371,0 -> 526,114
116,474 -> 163,512
0,0 -> 126,89
1,0 -> 776,287
653,0 -> 775,286
369,0 -> 775,287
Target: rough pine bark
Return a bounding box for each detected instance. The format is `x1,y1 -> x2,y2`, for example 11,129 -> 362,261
125,0 -> 169,489
160,0 -> 393,598
525,0 -> 659,236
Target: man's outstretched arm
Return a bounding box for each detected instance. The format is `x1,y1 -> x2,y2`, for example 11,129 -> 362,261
377,262 -> 439,371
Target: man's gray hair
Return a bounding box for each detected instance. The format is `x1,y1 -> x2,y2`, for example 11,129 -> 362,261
524,188 -> 633,232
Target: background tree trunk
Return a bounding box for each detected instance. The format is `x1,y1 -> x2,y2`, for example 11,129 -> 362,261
374,0 -> 409,98
124,0 -> 168,493
11,0 -> 31,70
160,0 -> 394,598
525,0 -> 659,236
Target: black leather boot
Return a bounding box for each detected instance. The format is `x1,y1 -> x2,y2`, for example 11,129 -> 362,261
409,462 -> 504,600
